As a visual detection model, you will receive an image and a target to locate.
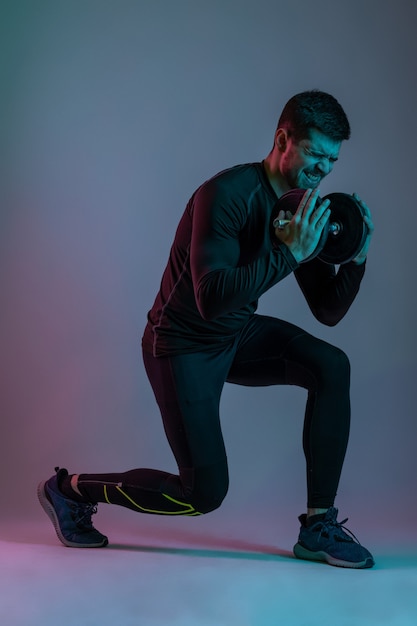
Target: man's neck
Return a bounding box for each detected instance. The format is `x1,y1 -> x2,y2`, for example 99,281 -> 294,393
263,154 -> 290,198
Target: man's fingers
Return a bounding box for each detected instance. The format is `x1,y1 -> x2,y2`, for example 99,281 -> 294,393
294,188 -> 314,217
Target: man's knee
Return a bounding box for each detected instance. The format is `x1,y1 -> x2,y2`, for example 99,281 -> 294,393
329,345 -> 350,376
183,463 -> 229,514
195,482 -> 229,514
317,343 -> 350,384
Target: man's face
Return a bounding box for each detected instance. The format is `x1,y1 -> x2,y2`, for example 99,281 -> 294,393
279,127 -> 341,189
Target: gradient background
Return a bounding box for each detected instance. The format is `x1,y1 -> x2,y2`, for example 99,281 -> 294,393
1,0 -> 415,541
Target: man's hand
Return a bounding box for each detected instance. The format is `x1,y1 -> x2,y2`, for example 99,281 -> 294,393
274,188 -> 331,263
351,194 -> 374,265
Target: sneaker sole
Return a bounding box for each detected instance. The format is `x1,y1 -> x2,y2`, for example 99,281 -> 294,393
37,481 -> 108,548
293,542 -> 374,569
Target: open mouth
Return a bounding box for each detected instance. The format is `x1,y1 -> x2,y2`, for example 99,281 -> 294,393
304,171 -> 321,186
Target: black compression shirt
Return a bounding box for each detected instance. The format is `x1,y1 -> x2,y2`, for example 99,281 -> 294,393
142,162 -> 365,356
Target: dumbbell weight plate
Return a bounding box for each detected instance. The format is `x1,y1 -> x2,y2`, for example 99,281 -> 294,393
319,193 -> 368,264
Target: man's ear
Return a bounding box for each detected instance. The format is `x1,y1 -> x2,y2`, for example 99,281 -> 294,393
275,128 -> 288,152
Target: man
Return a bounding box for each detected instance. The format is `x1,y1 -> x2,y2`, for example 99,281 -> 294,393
38,90 -> 375,568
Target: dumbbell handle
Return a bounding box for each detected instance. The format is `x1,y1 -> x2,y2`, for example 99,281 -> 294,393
273,218 -> 341,236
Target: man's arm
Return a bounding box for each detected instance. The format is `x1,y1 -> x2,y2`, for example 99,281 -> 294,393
294,259 -> 366,326
190,183 -> 298,320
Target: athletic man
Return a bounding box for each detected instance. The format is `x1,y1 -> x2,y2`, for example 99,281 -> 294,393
38,90 -> 375,568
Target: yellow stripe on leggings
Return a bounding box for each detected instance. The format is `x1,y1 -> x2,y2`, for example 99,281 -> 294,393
103,484 -> 111,504
113,485 -> 201,516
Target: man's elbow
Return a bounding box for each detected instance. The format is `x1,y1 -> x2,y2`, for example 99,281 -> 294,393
313,306 -> 346,327
196,294 -> 221,321
194,274 -> 225,321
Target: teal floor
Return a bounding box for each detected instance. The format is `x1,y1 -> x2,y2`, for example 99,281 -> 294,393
1,518 -> 416,626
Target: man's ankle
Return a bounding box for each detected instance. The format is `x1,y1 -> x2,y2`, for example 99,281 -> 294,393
59,473 -> 89,502
70,474 -> 84,497
307,507 -> 328,518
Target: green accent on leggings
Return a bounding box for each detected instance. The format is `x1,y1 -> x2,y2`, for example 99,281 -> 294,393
105,484 -> 202,516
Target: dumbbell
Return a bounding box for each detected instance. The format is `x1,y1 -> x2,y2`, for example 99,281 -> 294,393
271,188 -> 368,264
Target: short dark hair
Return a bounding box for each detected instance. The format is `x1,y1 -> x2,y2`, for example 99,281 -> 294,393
277,90 -> 351,142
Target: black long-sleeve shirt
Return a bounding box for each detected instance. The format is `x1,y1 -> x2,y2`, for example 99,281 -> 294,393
142,162 -> 365,356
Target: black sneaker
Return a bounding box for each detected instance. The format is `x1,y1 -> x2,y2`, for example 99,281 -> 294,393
293,507 -> 374,569
37,467 -> 108,548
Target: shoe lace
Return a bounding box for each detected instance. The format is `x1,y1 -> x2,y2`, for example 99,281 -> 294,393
318,515 -> 361,545
71,502 -> 98,528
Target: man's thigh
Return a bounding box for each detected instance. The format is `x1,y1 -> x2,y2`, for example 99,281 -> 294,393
227,314 -> 309,386
144,347 -> 236,467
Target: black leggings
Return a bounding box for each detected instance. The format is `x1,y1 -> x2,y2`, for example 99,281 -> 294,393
78,315 -> 350,512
